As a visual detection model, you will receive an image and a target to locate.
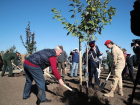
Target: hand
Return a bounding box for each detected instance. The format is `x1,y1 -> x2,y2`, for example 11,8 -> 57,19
97,68 -> 101,72
16,66 -> 19,69
58,79 -> 64,86
136,43 -> 139,47
100,52 -> 103,55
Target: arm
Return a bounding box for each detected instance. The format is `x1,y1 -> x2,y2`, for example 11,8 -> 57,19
49,57 -> 61,80
112,47 -> 117,66
49,57 -> 64,86
14,54 -> 18,66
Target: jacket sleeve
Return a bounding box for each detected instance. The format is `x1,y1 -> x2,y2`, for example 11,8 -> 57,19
96,46 -> 102,57
64,51 -> 67,62
14,54 -> 18,66
70,51 -> 73,55
112,47 -> 117,66
133,46 -> 139,54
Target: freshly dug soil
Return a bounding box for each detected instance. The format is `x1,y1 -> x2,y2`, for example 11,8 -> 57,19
0,67 -> 140,105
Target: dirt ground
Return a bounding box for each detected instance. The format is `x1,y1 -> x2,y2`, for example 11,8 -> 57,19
0,66 -> 140,105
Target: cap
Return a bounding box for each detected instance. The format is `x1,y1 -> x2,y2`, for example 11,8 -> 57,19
106,50 -> 109,52
89,41 -> 95,47
104,40 -> 111,45
75,48 -> 78,49
127,54 -> 131,57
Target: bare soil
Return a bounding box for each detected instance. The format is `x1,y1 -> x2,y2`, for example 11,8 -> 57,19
0,66 -> 140,105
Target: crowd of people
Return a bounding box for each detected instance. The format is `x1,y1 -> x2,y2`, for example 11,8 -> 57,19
0,40 -> 139,103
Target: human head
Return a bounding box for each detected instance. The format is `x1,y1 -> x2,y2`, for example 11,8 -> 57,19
122,48 -> 127,54
75,48 -> 78,52
16,52 -> 19,56
1,51 -> 4,54
106,50 -> 109,53
89,40 -> 96,48
54,46 -> 63,57
104,40 -> 114,49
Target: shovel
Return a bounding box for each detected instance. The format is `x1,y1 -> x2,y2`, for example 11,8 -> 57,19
44,72 -> 75,92
99,71 -> 111,91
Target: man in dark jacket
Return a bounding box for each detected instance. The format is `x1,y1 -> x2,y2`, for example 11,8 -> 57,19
88,41 -> 102,87
23,46 -> 64,103
0,55 -> 3,71
106,50 -> 113,73
57,45 -> 67,78
1,53 -> 19,77
70,48 -> 79,77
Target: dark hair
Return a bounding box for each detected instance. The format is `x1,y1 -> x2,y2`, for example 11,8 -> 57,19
59,46 -> 63,51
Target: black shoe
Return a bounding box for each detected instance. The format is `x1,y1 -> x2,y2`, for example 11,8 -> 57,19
23,95 -> 30,100
41,99 -> 52,103
8,75 -> 14,77
1,75 -> 4,77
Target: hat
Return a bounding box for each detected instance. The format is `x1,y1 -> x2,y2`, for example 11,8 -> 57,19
106,50 -> 109,52
89,41 -> 95,47
127,54 -> 131,57
75,48 -> 78,49
104,40 -> 111,45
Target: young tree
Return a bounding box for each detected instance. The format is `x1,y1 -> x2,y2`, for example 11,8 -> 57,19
51,0 -> 116,92
20,22 -> 37,54
5,45 -> 16,53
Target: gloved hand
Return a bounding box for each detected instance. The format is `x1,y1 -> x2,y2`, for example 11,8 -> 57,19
96,68 -> 101,73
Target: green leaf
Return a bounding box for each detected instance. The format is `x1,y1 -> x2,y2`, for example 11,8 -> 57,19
76,19 -> 78,23
69,10 -> 74,12
71,14 -> 75,18
69,4 -> 74,7
92,7 -> 96,11
62,22 -> 67,25
72,32 -> 76,36
95,36 -> 97,41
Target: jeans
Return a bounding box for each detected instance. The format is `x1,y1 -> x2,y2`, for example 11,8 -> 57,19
23,64 -> 46,101
82,64 -> 88,77
70,62 -> 78,76
127,56 -> 135,82
17,60 -> 20,68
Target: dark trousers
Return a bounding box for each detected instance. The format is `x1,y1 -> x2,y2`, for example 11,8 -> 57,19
1,58 -> 13,76
23,64 -> 46,101
0,63 -> 3,71
127,56 -> 135,82
122,63 -> 127,78
88,58 -> 100,87
58,62 -> 65,77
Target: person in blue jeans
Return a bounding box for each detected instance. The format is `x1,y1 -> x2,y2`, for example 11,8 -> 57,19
70,48 -> 79,77
82,48 -> 89,77
23,46 -> 64,104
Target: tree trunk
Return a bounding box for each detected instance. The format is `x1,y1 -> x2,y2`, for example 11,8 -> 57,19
79,38 -> 82,92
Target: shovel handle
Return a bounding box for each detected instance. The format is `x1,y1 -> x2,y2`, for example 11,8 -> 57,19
44,72 -> 73,91
63,84 -> 73,91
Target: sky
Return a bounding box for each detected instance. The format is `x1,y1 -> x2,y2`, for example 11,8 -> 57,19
0,0 -> 139,57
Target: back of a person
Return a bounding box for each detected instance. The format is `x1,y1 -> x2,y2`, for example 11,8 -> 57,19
57,50 -> 66,63
112,45 -> 125,68
4,53 -> 17,60
26,49 -> 56,70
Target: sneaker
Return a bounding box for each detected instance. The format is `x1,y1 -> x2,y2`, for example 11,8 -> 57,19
41,99 -> 52,103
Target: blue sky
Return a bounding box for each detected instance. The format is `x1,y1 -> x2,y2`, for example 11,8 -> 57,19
0,0 -> 139,57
